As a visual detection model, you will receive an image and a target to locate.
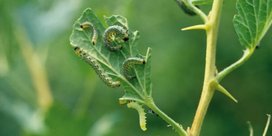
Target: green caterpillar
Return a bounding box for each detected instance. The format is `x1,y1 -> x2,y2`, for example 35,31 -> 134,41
175,0 -> 199,16
103,25 -> 129,51
74,47 -> 120,88
80,21 -> 98,45
127,101 -> 147,131
122,57 -> 145,79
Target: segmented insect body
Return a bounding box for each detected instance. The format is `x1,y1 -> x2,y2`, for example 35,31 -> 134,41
74,47 -> 120,88
103,25 -> 129,51
175,0 -> 199,16
127,101 -> 147,131
80,21 -> 98,45
122,57 -> 145,79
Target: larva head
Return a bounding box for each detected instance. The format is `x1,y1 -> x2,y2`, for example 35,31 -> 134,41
119,99 -> 128,105
123,29 -> 129,41
123,37 -> 129,41
80,21 -> 92,29
74,47 -> 82,56
108,80 -> 121,88
74,47 -> 87,57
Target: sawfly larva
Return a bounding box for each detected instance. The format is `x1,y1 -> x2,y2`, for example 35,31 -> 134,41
74,47 -> 120,88
122,57 -> 145,79
103,25 -> 129,51
80,21 -> 98,45
127,101 -> 147,131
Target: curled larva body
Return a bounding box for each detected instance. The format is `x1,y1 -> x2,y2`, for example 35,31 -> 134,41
175,0 -> 199,16
74,47 -> 120,88
127,101 -> 147,131
103,25 -> 129,51
80,21 -> 98,45
122,57 -> 145,79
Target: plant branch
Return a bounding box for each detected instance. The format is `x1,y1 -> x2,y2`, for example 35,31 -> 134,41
263,114 -> 271,136
189,0 -> 224,136
188,3 -> 208,23
247,121 -> 254,136
216,48 -> 255,82
14,26 -> 53,114
145,97 -> 187,136
183,0 -> 208,23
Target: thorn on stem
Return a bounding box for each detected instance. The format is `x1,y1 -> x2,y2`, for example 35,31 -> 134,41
182,24 -> 206,31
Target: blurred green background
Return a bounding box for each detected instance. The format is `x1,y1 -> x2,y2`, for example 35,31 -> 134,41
0,0 -> 272,136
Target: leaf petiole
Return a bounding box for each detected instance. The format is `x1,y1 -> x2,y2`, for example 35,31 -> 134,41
216,48 -> 255,82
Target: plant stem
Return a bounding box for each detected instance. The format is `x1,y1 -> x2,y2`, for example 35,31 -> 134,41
189,0 -> 224,136
216,48 -> 254,82
15,26 -> 53,114
185,0 -> 208,23
247,121 -> 254,136
263,114 -> 271,136
145,97 -> 187,136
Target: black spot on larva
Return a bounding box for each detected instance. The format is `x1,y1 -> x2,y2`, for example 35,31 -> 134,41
74,47 -> 79,51
143,61 -> 146,64
80,21 -> 98,45
123,37 -> 129,41
255,45 -> 260,50
122,57 -> 145,79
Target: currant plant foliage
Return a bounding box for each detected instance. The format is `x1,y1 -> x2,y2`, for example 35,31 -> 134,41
69,0 -> 272,135
70,8 -> 152,131
233,0 -> 272,49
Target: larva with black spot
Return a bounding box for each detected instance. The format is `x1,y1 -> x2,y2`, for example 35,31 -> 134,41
122,57 -> 145,79
80,21 -> 98,45
127,101 -> 147,131
103,25 -> 129,51
74,47 -> 120,88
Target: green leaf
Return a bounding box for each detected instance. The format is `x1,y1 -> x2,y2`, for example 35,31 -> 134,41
233,0 -> 272,49
104,15 -> 129,29
140,48 -> 152,96
69,8 -> 152,103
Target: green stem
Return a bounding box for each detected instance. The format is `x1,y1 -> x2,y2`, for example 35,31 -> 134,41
185,0 -> 208,23
189,1 -> 224,136
216,48 -> 254,82
145,97 -> 187,136
263,114 -> 271,136
15,26 -> 53,114
247,121 -> 254,136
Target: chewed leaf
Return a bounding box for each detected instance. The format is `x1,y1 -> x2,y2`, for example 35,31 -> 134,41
70,8 -> 187,136
70,8 -> 152,105
70,8 -> 153,132
104,15 -> 128,29
233,0 -> 272,49
127,101 -> 147,131
119,48 -> 152,100
143,48 -> 152,96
